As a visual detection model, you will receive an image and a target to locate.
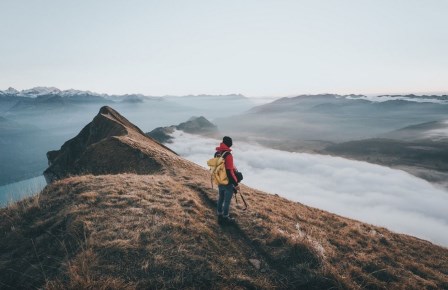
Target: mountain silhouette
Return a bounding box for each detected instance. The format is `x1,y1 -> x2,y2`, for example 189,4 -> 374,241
44,106 -> 179,183
146,116 -> 218,143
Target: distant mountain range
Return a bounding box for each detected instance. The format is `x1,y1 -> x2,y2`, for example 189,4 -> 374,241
0,86 -> 145,99
349,94 -> 448,103
0,86 -> 248,102
217,93 -> 448,142
0,86 -> 162,110
0,87 -> 254,117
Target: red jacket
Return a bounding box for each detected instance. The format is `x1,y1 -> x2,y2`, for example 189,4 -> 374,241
215,143 -> 238,185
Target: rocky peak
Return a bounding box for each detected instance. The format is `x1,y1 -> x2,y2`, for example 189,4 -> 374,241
3,87 -> 19,94
44,106 -> 179,183
177,116 -> 218,134
146,116 -> 218,143
22,87 -> 61,96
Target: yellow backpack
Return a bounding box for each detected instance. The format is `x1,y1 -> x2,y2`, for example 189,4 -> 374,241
207,151 -> 230,187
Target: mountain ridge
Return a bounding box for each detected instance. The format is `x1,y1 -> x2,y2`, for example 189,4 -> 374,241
43,106 -> 179,183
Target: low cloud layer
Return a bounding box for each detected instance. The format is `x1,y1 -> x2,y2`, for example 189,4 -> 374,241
346,95 -> 448,104
168,130 -> 448,246
425,120 -> 448,140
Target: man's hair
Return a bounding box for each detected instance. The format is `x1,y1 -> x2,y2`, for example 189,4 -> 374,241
223,136 -> 233,147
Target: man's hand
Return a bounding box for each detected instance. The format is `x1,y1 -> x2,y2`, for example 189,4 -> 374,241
234,185 -> 240,191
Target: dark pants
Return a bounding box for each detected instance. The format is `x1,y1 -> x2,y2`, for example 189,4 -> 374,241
217,183 -> 234,217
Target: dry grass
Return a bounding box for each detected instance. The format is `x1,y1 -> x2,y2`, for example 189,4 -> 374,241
1,171 -> 447,289
229,184 -> 448,290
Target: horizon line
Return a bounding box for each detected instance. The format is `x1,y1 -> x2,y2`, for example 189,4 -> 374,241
2,85 -> 448,99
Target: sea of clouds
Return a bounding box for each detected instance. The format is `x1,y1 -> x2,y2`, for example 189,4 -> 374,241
425,120 -> 448,140
168,130 -> 448,246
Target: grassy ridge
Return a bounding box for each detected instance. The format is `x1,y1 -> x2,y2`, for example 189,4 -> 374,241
1,172 -> 447,289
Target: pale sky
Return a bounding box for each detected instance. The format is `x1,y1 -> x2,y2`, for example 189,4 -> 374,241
0,0 -> 447,97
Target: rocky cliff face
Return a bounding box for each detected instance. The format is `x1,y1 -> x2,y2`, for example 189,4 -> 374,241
44,106 -> 180,183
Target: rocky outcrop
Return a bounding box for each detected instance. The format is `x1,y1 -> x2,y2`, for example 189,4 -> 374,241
146,126 -> 176,143
43,106 -> 179,183
177,116 -> 218,134
146,116 -> 218,143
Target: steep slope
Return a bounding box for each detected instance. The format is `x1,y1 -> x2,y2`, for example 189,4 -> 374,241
44,106 -> 179,183
1,107 -> 447,289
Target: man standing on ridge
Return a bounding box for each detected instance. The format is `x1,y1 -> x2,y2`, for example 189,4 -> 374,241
215,136 -> 240,222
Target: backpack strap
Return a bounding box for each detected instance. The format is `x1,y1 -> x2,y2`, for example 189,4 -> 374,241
220,151 -> 230,160
215,150 -> 230,158
210,151 -> 230,189
220,151 -> 230,169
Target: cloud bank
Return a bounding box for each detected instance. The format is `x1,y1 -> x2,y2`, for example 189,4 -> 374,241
346,95 -> 448,104
168,130 -> 448,246
425,120 -> 448,140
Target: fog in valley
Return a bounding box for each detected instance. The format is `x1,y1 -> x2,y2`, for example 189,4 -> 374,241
212,94 -> 448,188
167,130 -> 448,246
2,89 -> 448,247
215,94 -> 448,144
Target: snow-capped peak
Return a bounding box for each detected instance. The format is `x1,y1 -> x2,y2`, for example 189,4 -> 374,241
60,89 -> 103,97
1,87 -> 20,95
345,94 -> 448,104
21,86 -> 62,96
0,86 -> 107,98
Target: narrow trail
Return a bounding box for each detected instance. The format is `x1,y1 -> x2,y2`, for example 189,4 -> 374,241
185,182 -> 300,289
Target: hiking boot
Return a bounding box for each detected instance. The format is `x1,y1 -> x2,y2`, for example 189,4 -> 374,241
223,215 -> 236,223
217,214 -> 224,224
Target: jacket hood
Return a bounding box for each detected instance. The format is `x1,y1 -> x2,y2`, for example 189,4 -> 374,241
215,143 -> 232,152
